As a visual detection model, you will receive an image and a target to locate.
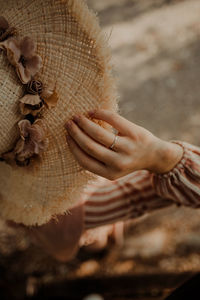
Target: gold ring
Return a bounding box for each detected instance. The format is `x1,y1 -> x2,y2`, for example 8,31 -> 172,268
109,134 -> 119,150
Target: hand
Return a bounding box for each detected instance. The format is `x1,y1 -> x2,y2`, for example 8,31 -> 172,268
65,109 -> 183,180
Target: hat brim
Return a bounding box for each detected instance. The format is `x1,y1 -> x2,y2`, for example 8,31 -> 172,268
0,0 -> 118,225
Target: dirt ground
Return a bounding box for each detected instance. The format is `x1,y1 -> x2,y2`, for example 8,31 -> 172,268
1,0 -> 200,299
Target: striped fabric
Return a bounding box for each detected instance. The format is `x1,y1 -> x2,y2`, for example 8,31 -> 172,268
84,141 -> 200,229
152,141 -> 200,206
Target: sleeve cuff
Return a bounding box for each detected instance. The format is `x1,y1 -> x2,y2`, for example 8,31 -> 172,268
151,140 -> 200,206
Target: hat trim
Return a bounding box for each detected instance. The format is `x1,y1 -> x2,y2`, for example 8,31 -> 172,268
0,18 -> 58,167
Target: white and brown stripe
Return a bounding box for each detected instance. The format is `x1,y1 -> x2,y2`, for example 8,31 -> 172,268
84,141 -> 200,229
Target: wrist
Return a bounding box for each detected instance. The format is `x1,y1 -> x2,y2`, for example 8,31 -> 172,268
148,138 -> 184,174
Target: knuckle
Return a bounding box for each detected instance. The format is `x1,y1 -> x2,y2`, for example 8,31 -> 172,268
115,160 -> 129,172
122,137 -> 135,152
84,143 -> 93,153
107,173 -> 117,180
108,157 -> 118,168
126,144 -> 135,154
114,160 -> 125,171
96,131 -> 104,141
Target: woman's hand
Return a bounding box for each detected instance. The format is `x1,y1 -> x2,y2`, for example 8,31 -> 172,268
65,109 -> 183,180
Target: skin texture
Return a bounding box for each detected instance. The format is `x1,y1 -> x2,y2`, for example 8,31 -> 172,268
65,109 -> 184,179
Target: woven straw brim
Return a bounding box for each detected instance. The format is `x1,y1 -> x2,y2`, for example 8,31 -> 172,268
0,0 -> 118,225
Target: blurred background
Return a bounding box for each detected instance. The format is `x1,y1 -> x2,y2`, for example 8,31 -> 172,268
1,0 -> 200,299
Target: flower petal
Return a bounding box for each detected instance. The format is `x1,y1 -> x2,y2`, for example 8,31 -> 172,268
19,94 -> 43,116
3,119 -> 48,166
44,90 -> 59,108
19,103 -> 44,116
16,63 -> 32,84
20,36 -> 36,58
18,119 -> 31,138
41,82 -> 55,98
26,79 -> 43,95
41,83 -> 59,108
15,139 -> 33,162
0,37 -> 21,66
0,27 -> 17,42
14,138 -> 25,155
2,150 -> 16,166
19,103 -> 32,116
0,16 -> 9,31
15,120 -> 48,162
26,54 -> 42,76
29,125 -> 46,142
19,94 -> 41,105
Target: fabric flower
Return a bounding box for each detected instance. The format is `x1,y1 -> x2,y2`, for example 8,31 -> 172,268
2,119 -> 48,166
19,94 -> 44,116
14,119 -> 48,165
26,79 -> 43,95
0,16 -> 16,42
0,36 -> 42,84
41,82 -> 59,108
0,16 -> 9,36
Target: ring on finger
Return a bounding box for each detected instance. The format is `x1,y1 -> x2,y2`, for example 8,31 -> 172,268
109,133 -> 119,151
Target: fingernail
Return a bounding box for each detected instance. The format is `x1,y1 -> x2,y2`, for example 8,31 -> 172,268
88,109 -> 96,117
73,115 -> 80,122
65,120 -> 73,129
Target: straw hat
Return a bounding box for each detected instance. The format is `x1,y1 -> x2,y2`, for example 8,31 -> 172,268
0,0 -> 117,225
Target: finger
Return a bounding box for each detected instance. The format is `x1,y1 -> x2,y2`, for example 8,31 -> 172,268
66,135 -> 112,178
72,114 -> 122,150
88,109 -> 137,136
66,120 -> 118,165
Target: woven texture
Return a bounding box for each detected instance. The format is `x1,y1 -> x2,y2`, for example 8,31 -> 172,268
0,0 -> 118,225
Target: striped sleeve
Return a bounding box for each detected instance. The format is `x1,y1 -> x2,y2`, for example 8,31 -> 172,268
84,171 -> 173,229
84,140 -> 200,230
151,140 -> 200,207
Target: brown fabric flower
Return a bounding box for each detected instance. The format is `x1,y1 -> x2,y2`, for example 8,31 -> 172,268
0,36 -> 42,84
2,119 -> 48,166
26,79 -> 43,95
19,94 -> 44,116
41,82 -> 59,108
0,16 -> 17,42
14,119 -> 48,164
0,16 -> 9,35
